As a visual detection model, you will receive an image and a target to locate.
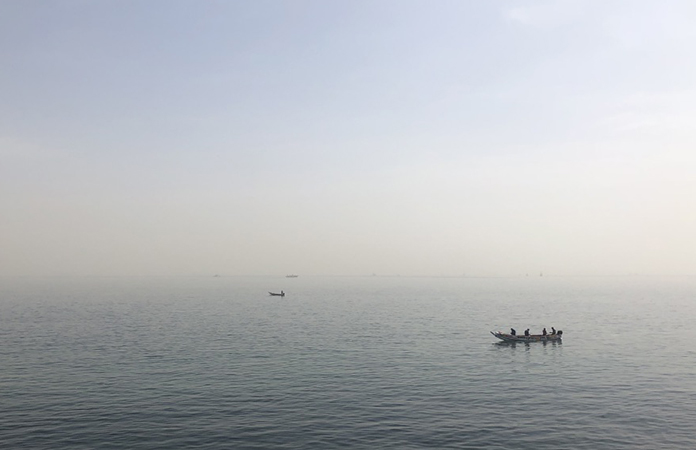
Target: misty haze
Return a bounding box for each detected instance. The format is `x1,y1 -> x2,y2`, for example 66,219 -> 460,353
2,1 -> 696,449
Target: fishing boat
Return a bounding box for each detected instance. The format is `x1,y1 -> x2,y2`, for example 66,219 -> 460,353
491,330 -> 562,343
269,291 -> 285,297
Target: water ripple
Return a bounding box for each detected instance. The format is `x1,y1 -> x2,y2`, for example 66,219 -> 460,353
1,276 -> 696,449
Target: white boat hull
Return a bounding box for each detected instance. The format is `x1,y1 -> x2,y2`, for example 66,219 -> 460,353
491,331 -> 562,343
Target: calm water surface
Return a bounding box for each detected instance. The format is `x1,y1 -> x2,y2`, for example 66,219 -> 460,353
1,276 -> 695,449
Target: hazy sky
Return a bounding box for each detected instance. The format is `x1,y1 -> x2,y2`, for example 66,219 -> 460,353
2,0 -> 695,277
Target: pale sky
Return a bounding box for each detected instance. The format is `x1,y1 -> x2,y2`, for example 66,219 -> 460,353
2,0 -> 695,277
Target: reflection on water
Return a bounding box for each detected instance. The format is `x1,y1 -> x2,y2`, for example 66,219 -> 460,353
493,340 -> 562,348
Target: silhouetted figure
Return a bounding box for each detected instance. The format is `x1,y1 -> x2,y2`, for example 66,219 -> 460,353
510,328 -> 516,336
542,328 -> 547,336
524,329 -> 530,336
551,327 -> 556,335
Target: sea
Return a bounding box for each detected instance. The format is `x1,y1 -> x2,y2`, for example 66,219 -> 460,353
1,275 -> 695,449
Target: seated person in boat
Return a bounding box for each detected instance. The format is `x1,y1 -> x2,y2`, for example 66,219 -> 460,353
524,328 -> 530,336
551,327 -> 556,335
542,328 -> 547,336
510,328 -> 516,336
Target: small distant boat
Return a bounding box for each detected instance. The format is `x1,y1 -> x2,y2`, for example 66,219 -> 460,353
269,291 -> 285,297
491,330 -> 562,343
286,274 -> 298,278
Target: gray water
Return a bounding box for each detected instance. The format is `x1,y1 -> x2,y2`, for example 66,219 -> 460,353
1,276 -> 695,449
